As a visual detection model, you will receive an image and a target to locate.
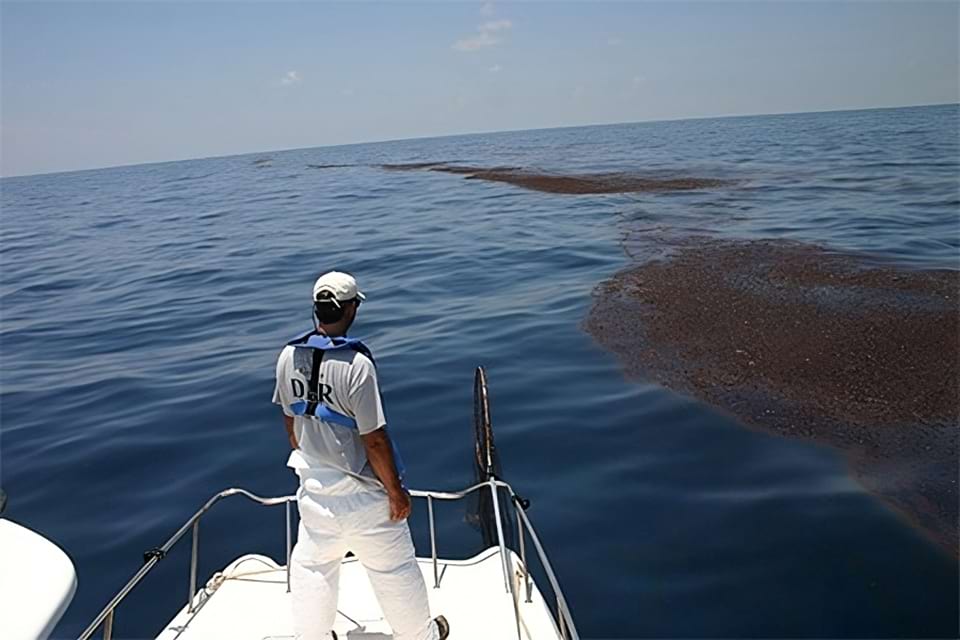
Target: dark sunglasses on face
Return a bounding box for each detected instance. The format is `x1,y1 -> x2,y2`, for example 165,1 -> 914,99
315,295 -> 362,308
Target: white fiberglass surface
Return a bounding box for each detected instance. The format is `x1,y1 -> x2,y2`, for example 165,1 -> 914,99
0,519 -> 77,640
157,548 -> 561,640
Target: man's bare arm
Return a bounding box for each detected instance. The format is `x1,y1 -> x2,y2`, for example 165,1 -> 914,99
361,427 -> 411,520
283,414 -> 298,449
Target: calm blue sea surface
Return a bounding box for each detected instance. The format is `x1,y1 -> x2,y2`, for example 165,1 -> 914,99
2,105 -> 958,639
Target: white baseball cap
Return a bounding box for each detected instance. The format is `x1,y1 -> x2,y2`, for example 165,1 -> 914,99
312,271 -> 366,306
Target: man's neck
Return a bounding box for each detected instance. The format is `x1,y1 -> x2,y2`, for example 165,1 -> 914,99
317,324 -> 347,337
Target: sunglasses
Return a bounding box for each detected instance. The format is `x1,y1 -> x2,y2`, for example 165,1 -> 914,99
315,296 -> 362,308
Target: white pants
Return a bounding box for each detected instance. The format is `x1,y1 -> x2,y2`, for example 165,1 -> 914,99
291,483 -> 439,640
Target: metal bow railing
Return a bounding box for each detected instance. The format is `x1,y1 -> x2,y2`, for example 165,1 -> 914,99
78,479 -> 579,640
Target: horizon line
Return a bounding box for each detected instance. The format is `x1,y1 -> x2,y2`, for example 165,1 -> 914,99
2,101 -> 956,180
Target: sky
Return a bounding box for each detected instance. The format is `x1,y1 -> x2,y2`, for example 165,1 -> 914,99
1,1 -> 958,177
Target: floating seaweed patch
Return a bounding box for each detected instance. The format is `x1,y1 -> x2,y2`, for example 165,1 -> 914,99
584,238 -> 959,555
305,163 -> 357,169
380,163 -> 732,194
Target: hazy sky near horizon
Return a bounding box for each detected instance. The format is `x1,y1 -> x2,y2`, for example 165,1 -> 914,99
2,1 -> 957,177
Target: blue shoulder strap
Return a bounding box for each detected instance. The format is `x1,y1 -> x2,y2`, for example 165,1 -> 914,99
287,331 -> 375,364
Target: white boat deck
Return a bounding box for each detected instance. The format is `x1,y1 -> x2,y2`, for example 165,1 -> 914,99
157,547 -> 562,640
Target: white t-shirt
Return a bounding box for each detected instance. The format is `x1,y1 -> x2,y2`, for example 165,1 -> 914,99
273,343 -> 387,495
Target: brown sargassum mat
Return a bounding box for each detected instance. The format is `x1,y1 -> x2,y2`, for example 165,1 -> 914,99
304,161 -> 730,194
380,163 -> 731,194
585,238 -> 959,555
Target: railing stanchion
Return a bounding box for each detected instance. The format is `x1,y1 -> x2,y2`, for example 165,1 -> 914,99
188,521 -> 199,612
489,481 -> 522,639
102,611 -> 114,640
286,499 -> 293,593
489,480 -> 512,593
517,508 -> 532,603
428,495 -> 439,588
512,486 -> 580,640
558,595 -> 568,639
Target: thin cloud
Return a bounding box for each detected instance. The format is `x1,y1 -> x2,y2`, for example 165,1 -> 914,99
482,19 -> 512,32
489,64 -> 502,73
454,32 -> 498,52
280,70 -> 301,85
453,18 -> 513,52
480,2 -> 495,16
607,36 -> 623,47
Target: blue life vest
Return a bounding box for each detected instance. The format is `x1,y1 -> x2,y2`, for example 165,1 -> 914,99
285,330 -> 406,481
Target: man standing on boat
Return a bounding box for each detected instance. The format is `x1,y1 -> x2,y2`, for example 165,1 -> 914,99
273,271 -> 448,640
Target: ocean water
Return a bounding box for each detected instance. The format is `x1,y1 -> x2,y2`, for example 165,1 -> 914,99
1,104 -> 957,639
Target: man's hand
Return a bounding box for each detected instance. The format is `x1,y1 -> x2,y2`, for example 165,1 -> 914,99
388,489 -> 412,521
361,428 -> 407,516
